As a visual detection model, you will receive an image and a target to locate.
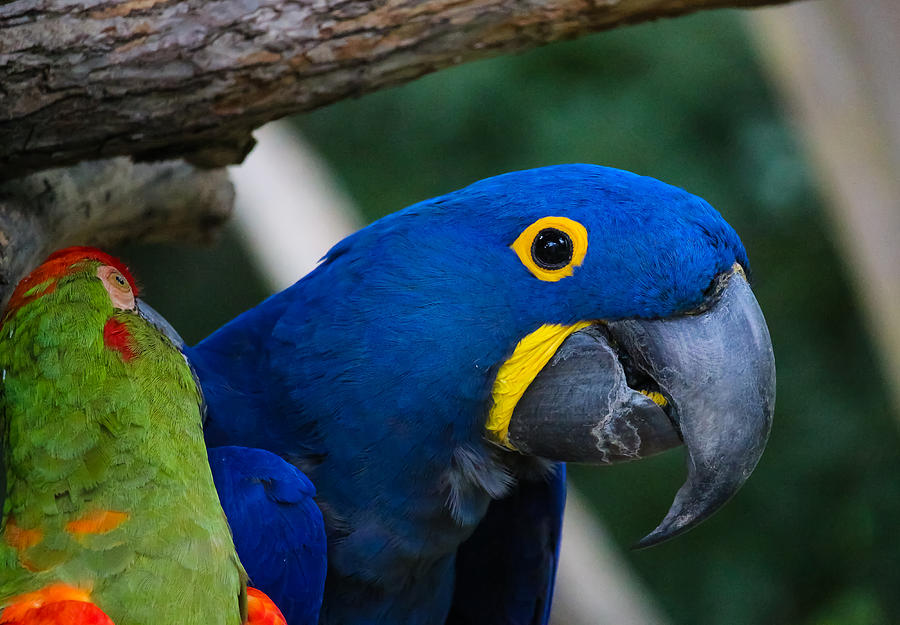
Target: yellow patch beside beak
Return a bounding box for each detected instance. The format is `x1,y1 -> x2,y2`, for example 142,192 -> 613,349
639,390 -> 669,407
486,321 -> 592,449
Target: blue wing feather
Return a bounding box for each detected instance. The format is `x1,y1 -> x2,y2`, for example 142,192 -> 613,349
447,464 -> 566,625
208,446 -> 328,625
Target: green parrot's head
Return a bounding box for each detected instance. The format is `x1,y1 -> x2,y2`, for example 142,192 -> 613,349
2,246 -> 202,375
2,247 -> 149,362
5,246 -> 138,321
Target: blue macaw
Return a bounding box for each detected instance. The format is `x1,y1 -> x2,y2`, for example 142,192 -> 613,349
178,164 -> 775,625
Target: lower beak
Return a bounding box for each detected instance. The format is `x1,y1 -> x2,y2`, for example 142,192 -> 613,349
508,267 -> 776,547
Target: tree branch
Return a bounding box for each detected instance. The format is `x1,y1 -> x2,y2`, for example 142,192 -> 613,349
2,0 -> 793,179
0,158 -> 233,304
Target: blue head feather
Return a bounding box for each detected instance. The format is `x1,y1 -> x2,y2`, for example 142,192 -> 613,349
190,164 -> 748,624
321,163 -> 745,321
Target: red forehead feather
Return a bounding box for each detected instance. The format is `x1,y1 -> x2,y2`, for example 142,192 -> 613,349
4,247 -> 138,317
45,247 -> 138,292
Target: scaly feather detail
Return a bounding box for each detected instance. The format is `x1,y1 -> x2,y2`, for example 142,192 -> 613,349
4,247 -> 137,320
102,320 -> 136,362
2,518 -> 42,553
1,248 -> 247,625
65,511 -> 129,536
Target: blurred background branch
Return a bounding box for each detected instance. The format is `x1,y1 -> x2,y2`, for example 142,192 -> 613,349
749,0 -> 900,418
0,158 -> 232,305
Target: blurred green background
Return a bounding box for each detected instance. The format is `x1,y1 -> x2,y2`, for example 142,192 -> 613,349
121,8 -> 900,625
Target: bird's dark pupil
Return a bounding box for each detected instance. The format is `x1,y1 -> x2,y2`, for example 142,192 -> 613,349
116,275 -> 125,285
531,228 -> 573,269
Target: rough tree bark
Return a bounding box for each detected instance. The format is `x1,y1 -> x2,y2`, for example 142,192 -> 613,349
0,0 -> 800,303
0,158 -> 233,303
2,0 -> 793,180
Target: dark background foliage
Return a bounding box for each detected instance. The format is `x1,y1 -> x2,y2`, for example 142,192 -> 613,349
122,9 -> 900,624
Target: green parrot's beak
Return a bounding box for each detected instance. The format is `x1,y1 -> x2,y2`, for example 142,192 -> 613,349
508,266 -> 775,547
136,298 -> 186,349
136,298 -> 208,421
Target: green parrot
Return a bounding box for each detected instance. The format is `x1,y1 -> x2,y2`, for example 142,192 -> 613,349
0,247 -> 279,625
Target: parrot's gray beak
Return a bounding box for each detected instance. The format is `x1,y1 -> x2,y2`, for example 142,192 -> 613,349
508,265 -> 775,547
136,297 -> 208,422
136,298 -> 187,349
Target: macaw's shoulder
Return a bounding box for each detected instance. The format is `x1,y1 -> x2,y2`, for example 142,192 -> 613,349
209,446 -> 327,625
447,464 -> 566,625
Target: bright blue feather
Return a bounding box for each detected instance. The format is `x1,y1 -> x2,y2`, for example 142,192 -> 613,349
208,446 -> 327,625
190,164 -> 748,624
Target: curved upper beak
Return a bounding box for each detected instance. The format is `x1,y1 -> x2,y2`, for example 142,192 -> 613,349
136,298 -> 187,349
508,266 -> 775,547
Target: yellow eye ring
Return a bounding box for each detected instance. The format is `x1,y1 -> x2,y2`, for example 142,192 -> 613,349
511,216 -> 588,282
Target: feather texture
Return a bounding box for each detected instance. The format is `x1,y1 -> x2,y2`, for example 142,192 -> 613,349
210,447 -> 326,625
0,250 -> 246,625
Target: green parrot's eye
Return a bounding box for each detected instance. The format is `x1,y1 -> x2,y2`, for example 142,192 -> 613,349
531,228 -> 573,270
109,271 -> 131,293
511,216 -> 588,282
97,265 -> 136,311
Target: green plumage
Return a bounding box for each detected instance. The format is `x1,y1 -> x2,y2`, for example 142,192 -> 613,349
0,255 -> 246,624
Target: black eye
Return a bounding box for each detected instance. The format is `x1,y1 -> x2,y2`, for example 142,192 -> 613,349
531,228 -> 573,270
115,275 -> 126,286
